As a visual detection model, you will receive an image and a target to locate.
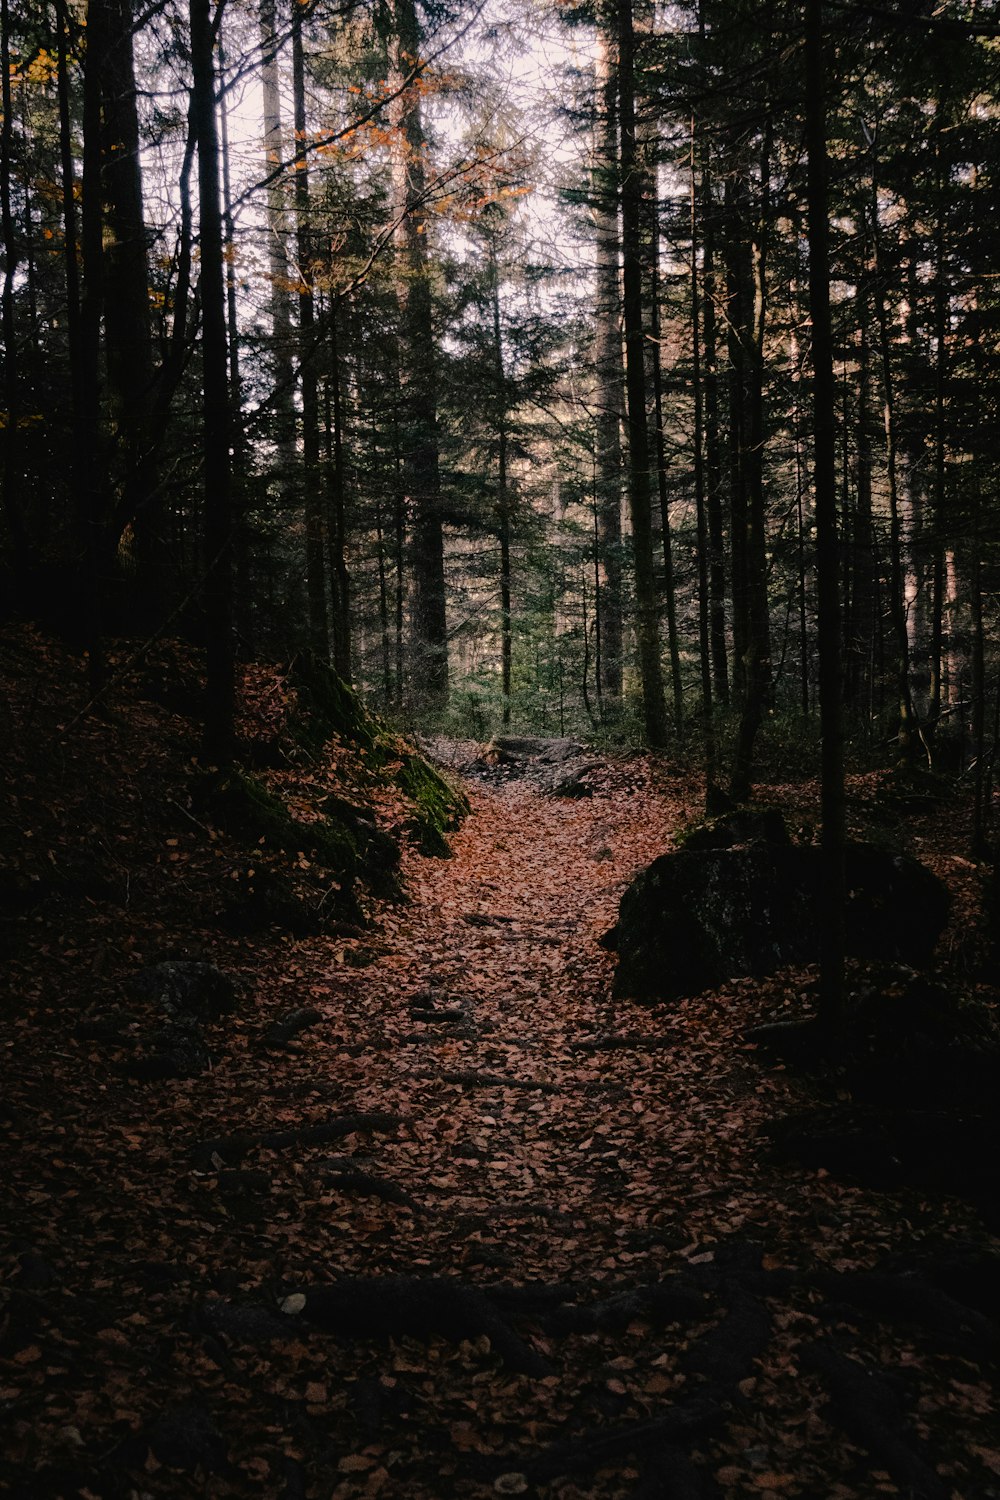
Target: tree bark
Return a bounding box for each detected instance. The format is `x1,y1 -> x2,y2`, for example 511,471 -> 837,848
592,15 -> 624,713
729,125 -> 773,802
324,301 -> 352,680
617,0 -> 667,747
1,0 -> 28,581
489,238 -> 513,726
102,0 -> 160,619
388,0 -> 448,708
690,118 -> 716,802
292,6 -> 329,658
805,0 -> 845,1025
871,158 -> 919,760
78,0 -> 110,689
845,285 -> 876,721
700,161 -> 729,707
220,24 -> 250,648
927,121 -> 948,752
649,211 -> 683,729
259,0 -> 295,446
190,0 -> 235,759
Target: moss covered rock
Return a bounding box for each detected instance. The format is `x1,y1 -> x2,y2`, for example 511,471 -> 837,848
189,768 -> 401,912
191,768 -> 351,871
286,652 -> 378,753
319,793 -> 401,896
284,653 -> 468,859
218,865 -> 356,936
394,752 -> 469,858
607,841 -> 951,1003
678,806 -> 791,853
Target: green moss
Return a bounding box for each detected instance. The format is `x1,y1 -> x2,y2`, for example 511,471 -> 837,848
321,796 -> 402,899
394,752 -> 470,858
282,653 -> 468,861
287,652 -> 378,753
193,767 -> 360,876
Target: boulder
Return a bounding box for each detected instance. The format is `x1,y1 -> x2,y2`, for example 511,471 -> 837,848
319,792 -> 401,893
128,1019 -> 211,1081
608,840 -> 950,1002
145,1405 -> 228,1474
217,865 -> 358,935
393,752 -> 468,858
680,806 -> 790,852
129,960 -> 237,1019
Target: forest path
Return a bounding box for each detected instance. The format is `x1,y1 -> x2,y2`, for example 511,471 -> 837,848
341,766 -> 773,1279
285,770 -> 997,1496
6,757 -> 998,1499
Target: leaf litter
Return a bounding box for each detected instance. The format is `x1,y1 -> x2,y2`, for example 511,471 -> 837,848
2,629 -> 1000,1498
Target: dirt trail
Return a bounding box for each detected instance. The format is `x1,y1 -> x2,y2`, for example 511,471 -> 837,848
346,773 -> 774,1279
5,765 -> 1000,1499
277,773 -> 998,1499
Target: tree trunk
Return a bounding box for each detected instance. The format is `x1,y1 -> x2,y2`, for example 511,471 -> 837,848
1,0 -> 28,582
56,0 -> 89,640
701,162 -> 729,706
690,118 -> 716,802
971,522 -> 986,854
845,291 -> 876,720
927,124 -> 948,753
190,0 -> 235,759
259,0 -> 295,445
220,25 -> 250,648
388,0 -> 448,708
490,243 -> 513,726
375,491 -> 393,704
78,0 -> 110,690
725,176 -> 749,712
292,7 -> 329,658
391,388 -> 405,706
324,300 -> 352,678
649,209 -> 683,729
805,0 -> 846,1025
634,0 -> 682,728
871,165 -> 919,760
592,15 -> 624,713
729,124 -> 773,802
102,0 -> 160,620
616,0 -> 667,747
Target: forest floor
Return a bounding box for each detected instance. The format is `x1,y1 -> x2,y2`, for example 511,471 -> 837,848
3,629 -> 1000,1500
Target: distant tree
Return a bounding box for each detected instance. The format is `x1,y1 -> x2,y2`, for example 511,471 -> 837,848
615,0 -> 667,747
387,0 -> 449,709
190,0 -> 234,756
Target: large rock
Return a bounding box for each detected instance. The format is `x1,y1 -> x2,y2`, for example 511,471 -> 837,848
607,840 -> 950,1002
128,1019 -> 212,1081
130,960 -> 238,1019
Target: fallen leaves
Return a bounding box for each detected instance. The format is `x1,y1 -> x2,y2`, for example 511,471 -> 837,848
3,630 -> 1000,1499
494,1475 -> 529,1495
